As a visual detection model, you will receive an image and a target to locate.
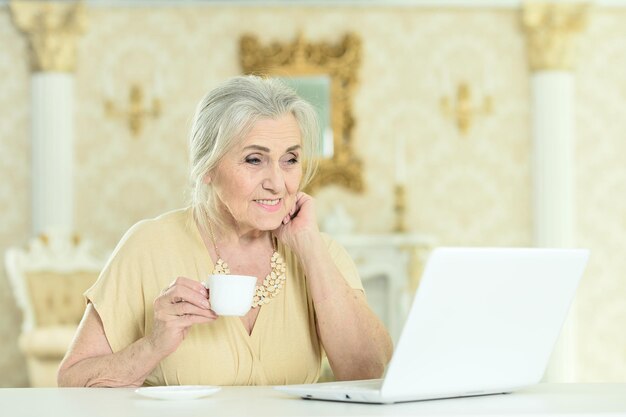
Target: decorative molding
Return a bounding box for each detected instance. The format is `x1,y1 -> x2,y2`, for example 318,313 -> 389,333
240,33 -> 364,194
0,0 -> 525,8
522,1 -> 590,71
9,0 -> 86,72
6,0 -> 626,9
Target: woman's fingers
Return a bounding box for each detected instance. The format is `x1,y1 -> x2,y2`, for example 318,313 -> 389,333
149,278 -> 216,356
167,276 -> 208,296
154,278 -> 218,326
170,301 -> 217,319
160,281 -> 210,310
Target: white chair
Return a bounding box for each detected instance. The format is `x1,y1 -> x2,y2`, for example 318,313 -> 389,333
5,230 -> 103,387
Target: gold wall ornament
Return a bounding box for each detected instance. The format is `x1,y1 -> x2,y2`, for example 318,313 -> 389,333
522,1 -> 590,71
240,33 -> 364,194
9,0 -> 86,73
393,184 -> 406,233
104,84 -> 162,137
440,82 -> 493,136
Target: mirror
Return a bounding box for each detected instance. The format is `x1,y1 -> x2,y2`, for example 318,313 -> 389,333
240,33 -> 364,193
279,75 -> 333,158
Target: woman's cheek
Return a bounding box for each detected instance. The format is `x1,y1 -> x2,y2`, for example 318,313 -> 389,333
284,197 -> 293,215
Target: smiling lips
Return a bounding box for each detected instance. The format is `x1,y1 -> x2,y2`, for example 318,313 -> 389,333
254,198 -> 283,212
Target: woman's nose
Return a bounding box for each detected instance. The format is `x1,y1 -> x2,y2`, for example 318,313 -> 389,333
262,163 -> 286,191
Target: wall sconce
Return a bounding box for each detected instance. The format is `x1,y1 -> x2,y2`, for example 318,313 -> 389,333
440,81 -> 492,135
393,184 -> 406,233
104,83 -> 161,137
394,136 -> 407,233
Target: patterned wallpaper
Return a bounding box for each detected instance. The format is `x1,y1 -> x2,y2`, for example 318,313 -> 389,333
576,10 -> 626,382
0,4 -> 624,386
0,9 -> 30,387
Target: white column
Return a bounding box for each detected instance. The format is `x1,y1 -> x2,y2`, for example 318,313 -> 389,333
10,1 -> 86,236
31,73 -> 75,235
523,1 -> 588,383
532,72 -> 574,249
531,71 -> 577,382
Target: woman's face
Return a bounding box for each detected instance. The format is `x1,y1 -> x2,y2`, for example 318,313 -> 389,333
207,113 -> 303,234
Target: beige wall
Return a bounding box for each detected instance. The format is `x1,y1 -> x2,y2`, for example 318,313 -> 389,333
576,10 -> 626,382
0,4 -> 624,386
0,8 -> 30,387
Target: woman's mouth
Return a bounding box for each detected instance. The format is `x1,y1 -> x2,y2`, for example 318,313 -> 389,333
254,198 -> 283,212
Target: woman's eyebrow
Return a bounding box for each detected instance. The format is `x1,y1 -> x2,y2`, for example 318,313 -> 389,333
243,145 -> 270,152
242,144 -> 302,153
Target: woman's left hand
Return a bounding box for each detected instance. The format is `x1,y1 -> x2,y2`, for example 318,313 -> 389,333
274,192 -> 319,251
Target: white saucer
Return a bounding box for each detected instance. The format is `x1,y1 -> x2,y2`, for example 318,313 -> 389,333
135,385 -> 221,400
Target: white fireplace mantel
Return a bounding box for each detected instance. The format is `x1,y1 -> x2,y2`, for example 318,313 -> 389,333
332,233 -> 436,342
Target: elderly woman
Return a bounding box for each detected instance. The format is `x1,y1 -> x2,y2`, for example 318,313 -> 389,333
58,76 -> 393,387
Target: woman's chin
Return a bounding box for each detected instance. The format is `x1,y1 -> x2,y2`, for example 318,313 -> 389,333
256,218 -> 284,231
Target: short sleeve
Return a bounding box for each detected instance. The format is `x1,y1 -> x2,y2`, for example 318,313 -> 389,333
321,233 -> 364,292
84,223 -> 149,353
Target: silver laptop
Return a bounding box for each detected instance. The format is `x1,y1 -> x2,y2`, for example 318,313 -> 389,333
275,247 -> 589,404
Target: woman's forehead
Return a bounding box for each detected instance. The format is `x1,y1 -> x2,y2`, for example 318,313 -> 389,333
238,115 -> 302,148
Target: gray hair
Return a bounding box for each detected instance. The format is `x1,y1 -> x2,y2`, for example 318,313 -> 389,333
188,75 -> 320,233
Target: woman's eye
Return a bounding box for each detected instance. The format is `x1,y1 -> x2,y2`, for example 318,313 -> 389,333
245,156 -> 262,165
284,154 -> 299,165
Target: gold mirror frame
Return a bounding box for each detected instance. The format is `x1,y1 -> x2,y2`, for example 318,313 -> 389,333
240,33 -> 364,193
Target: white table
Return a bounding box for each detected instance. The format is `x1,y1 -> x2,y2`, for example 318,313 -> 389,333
2,384 -> 626,417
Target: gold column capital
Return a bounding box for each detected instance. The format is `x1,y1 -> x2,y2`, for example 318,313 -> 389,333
9,0 -> 87,73
522,1 -> 590,71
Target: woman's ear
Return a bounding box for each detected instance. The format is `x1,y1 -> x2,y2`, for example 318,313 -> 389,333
203,172 -> 212,185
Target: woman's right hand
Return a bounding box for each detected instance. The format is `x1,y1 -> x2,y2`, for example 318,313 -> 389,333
147,277 -> 217,357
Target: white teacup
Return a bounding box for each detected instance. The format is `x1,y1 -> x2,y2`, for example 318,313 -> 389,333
205,274 -> 257,316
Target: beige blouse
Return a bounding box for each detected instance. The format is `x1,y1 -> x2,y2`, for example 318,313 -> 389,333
85,208 -> 363,386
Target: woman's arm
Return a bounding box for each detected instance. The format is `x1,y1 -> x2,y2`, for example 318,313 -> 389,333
276,193 -> 393,381
58,277 -> 216,387
58,304 -> 159,387
295,233 -> 393,381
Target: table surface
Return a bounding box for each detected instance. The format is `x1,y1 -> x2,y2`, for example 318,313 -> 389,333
2,383 -> 626,417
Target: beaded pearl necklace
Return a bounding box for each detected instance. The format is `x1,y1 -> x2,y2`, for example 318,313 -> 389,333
207,220 -> 286,308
